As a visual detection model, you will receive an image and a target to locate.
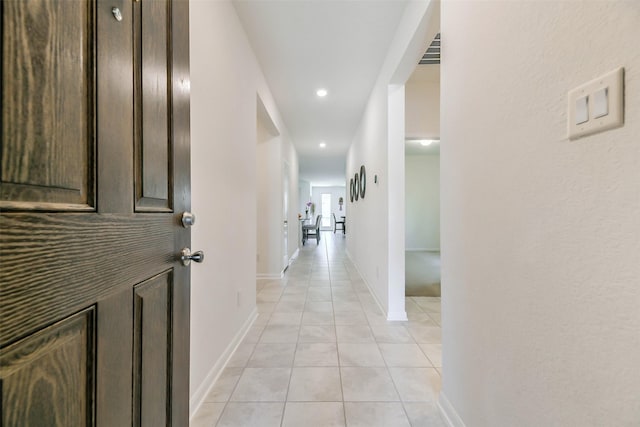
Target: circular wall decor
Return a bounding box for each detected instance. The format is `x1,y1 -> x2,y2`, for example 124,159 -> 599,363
354,173 -> 359,201
359,165 -> 366,199
349,178 -> 354,202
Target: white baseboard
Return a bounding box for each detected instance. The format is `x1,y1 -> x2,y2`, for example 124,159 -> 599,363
438,392 -> 467,427
257,249 -> 300,280
256,272 -> 283,280
189,308 -> 258,420
344,251 -> 407,322
406,248 -> 440,252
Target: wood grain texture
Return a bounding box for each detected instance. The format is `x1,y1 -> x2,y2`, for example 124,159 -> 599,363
134,0 -> 172,211
133,271 -> 172,427
1,0 -> 191,424
95,0 -> 134,215
1,0 -> 95,209
0,308 -> 95,427
0,212 -> 176,345
95,289 -> 133,426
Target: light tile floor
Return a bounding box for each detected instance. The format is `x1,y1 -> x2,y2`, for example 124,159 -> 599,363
191,232 -> 445,426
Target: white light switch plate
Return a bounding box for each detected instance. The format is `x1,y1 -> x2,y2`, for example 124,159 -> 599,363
568,67 -> 624,139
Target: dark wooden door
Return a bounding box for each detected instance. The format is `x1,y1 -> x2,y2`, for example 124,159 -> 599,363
0,0 -> 191,425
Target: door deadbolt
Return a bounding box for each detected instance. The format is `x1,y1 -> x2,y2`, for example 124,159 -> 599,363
181,212 -> 196,228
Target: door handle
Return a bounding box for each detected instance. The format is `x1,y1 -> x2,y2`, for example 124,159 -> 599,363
180,248 -> 204,266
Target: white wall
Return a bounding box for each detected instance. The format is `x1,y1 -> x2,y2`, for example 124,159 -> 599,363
299,179 -> 311,216
405,154 -> 440,250
189,0 -> 297,417
310,186 -> 347,230
347,0 -> 438,320
283,140 -> 300,263
440,1 -> 640,426
255,99 -> 299,277
346,76 -> 393,315
256,136 -> 282,277
406,65 -> 440,140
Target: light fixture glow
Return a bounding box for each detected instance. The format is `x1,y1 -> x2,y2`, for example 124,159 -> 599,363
414,139 -> 439,146
319,142 -> 326,148
316,88 -> 328,97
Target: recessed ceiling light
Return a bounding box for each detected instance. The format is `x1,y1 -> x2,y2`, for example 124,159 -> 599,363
316,88 -> 328,97
319,142 -> 326,148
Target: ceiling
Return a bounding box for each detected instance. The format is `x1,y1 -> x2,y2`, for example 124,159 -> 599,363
233,0 -> 410,187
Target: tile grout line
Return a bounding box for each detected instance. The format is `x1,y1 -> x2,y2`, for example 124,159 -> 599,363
212,233 -> 442,426
280,251 -> 304,427
325,233 -> 349,425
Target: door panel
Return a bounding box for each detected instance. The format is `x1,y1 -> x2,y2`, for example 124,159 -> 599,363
96,290 -> 133,427
0,212 -> 174,345
0,308 -> 95,427
1,0 -> 95,210
96,0 -> 134,215
0,0 -> 191,425
134,270 -> 173,427
135,0 -> 172,211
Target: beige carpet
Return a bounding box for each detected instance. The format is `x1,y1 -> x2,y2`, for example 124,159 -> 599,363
405,250 -> 441,297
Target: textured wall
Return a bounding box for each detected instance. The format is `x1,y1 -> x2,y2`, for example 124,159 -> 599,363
440,1 -> 640,425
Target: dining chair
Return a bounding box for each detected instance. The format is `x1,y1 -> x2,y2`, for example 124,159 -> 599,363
333,213 -> 345,234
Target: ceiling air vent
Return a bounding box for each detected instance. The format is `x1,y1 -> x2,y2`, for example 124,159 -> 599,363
419,33 -> 440,65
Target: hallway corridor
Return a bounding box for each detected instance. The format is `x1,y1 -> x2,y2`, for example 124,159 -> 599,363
192,232 -> 444,426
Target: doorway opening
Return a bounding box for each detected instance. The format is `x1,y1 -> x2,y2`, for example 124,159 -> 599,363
321,193 -> 332,228
403,46 -> 441,298
399,21 -> 442,377
255,94 -> 284,279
